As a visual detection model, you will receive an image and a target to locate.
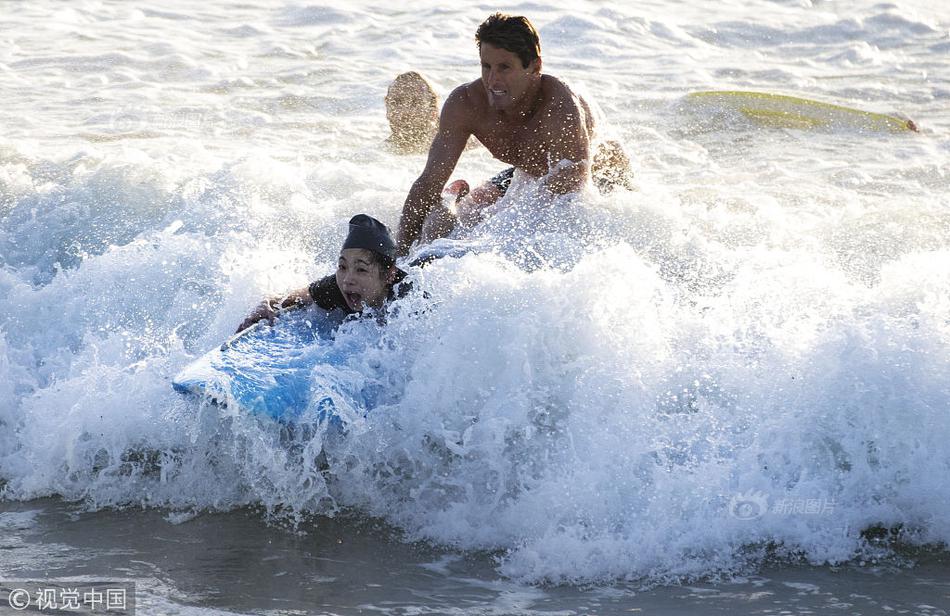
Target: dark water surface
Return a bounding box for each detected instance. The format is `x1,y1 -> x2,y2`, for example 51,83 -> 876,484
1,499 -> 948,615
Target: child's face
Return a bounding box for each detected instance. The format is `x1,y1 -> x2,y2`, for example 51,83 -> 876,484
335,248 -> 391,311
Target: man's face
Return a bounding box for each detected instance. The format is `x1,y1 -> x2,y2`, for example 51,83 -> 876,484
479,43 -> 540,112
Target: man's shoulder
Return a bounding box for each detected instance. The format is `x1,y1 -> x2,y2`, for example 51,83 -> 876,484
541,75 -> 584,108
539,75 -> 596,135
438,81 -> 488,133
446,80 -> 486,110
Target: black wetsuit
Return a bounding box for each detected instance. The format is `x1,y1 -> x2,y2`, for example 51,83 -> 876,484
489,167 -> 515,195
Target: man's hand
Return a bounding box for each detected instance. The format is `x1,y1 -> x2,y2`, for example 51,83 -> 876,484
543,158 -> 590,195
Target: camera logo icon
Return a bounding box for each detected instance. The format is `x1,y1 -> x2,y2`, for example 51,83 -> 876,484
728,489 -> 770,520
108,108 -> 147,133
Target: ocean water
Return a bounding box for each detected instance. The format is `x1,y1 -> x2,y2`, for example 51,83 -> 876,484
1,0 -> 949,613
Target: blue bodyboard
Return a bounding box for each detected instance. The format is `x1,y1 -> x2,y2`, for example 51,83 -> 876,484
172,241 -> 471,423
172,309 -> 367,426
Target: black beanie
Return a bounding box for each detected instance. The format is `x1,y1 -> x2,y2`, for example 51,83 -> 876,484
342,214 -> 397,261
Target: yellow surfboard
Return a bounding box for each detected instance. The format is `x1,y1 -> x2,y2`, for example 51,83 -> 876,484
686,90 -> 918,133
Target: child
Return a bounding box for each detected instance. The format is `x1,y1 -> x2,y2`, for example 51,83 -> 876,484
236,214 -> 406,333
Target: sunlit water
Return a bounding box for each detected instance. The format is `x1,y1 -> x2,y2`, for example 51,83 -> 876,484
1,0 -> 949,610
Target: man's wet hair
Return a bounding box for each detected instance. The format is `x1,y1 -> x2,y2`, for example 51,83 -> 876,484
475,13 -> 541,69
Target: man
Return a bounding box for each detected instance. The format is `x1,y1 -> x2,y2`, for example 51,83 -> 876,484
396,13 -> 617,256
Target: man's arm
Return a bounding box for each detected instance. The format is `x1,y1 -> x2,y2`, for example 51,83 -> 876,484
540,88 -> 592,195
396,87 -> 472,256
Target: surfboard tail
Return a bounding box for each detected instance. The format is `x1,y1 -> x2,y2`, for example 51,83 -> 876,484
684,91 -> 919,133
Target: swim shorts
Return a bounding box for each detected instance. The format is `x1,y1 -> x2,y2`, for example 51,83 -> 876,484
488,167 -> 515,195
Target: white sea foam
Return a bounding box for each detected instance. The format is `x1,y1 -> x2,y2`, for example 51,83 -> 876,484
1,0 -> 949,586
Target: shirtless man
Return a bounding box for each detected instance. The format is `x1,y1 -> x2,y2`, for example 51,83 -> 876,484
396,13 -> 609,256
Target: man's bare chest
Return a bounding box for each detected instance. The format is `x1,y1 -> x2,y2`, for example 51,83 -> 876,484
473,119 -> 549,174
